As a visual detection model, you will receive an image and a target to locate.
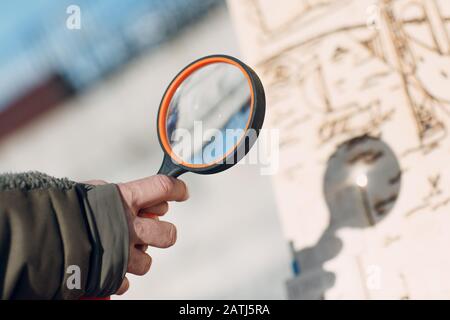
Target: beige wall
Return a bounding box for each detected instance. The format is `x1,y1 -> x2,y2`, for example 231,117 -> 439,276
229,0 -> 450,299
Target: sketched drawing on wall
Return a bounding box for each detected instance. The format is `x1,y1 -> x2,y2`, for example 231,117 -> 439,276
228,0 -> 450,299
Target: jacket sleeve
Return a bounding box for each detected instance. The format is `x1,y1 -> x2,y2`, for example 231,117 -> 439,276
0,172 -> 129,300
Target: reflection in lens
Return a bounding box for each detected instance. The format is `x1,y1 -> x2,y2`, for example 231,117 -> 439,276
166,62 -> 251,165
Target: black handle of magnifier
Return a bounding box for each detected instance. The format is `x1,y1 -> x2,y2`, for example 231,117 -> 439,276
157,154 -> 186,178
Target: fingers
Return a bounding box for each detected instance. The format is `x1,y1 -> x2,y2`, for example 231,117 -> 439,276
139,213 -> 159,220
133,216 -> 177,248
115,175 -> 184,293
128,248 -> 152,275
136,244 -> 148,252
119,175 -> 189,211
139,201 -> 169,217
115,277 -> 129,295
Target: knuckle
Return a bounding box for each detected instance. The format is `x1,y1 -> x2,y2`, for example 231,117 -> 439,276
130,185 -> 142,209
156,175 -> 175,196
118,183 -> 136,209
161,202 -> 169,213
143,255 -> 152,274
133,219 -> 146,239
165,223 -> 177,247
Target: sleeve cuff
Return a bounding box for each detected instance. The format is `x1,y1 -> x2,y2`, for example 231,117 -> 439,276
79,184 -> 129,297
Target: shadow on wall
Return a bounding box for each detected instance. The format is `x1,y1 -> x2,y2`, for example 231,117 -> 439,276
287,135 -> 402,299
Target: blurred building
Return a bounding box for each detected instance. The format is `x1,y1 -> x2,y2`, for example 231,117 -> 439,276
0,0 -> 220,139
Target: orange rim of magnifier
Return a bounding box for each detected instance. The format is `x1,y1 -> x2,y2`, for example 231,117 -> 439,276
158,56 -> 255,169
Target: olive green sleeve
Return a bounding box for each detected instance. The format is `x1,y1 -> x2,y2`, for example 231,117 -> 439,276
0,172 -> 129,300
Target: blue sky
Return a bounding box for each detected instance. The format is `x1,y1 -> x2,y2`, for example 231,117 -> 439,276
0,0 -> 73,61
0,0 -> 220,110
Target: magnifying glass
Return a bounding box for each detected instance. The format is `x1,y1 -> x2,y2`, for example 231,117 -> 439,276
83,55 -> 265,299
156,54 -> 265,177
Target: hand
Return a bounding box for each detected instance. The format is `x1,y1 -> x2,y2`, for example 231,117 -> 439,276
86,175 -> 189,296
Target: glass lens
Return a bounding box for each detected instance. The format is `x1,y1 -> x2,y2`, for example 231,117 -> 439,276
166,62 -> 252,165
